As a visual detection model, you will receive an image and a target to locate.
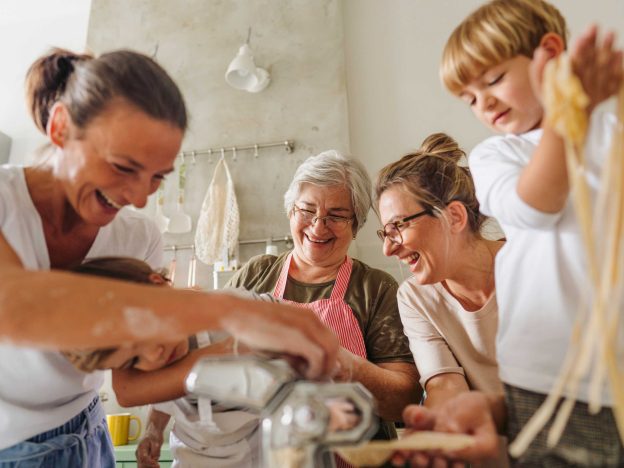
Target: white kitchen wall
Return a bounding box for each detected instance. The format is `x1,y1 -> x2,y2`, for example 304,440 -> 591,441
342,0 -> 624,280
0,0 -> 91,164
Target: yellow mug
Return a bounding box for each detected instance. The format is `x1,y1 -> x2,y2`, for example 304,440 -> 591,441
106,413 -> 142,446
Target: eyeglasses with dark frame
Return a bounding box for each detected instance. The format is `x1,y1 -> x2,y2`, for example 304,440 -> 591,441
377,209 -> 431,245
292,205 -> 354,230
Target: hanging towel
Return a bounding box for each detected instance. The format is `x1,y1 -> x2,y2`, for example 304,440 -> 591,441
194,156 -> 240,265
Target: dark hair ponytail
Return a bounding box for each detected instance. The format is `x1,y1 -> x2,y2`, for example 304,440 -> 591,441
25,47 -> 187,136
25,49 -> 92,133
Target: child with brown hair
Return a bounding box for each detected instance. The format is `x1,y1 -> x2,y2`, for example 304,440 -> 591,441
394,1 -> 623,466
63,257 -> 189,373
65,256 -> 277,467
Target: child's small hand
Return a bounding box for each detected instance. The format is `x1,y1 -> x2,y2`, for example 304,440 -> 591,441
571,24 -> 623,112
135,426 -> 164,468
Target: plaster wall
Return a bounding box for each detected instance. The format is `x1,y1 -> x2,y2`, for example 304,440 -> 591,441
87,0 -> 350,290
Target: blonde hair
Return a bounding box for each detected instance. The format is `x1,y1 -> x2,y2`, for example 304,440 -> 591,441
441,0 -> 568,94
375,133 -> 486,235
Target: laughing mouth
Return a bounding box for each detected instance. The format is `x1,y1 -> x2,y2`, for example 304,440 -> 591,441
96,190 -> 123,210
401,253 -> 420,265
305,234 -> 332,244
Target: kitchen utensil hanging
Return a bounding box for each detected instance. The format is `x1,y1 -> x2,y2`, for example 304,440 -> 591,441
187,245 -> 197,288
194,152 -> 240,265
154,184 -> 170,233
168,247 -> 177,285
167,155 -> 193,233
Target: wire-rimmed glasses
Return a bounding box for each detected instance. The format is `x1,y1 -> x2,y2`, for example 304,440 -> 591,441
377,209 -> 431,245
292,205 -> 354,230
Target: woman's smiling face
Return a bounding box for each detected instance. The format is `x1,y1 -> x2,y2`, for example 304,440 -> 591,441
53,99 -> 182,227
290,183 -> 355,269
378,185 -> 449,285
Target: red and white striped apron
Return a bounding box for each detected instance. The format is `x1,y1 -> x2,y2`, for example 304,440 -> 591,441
273,253 -> 367,468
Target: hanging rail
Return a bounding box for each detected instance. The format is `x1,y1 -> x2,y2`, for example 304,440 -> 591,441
164,235 -> 292,252
178,140 -> 294,160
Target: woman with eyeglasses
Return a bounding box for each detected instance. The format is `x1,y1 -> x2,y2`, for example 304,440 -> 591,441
226,150 -> 421,449
375,133 -> 508,467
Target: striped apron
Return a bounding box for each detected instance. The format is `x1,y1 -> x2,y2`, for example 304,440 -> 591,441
273,253 -> 367,468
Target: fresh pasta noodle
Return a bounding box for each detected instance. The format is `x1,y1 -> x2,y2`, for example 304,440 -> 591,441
336,431 -> 476,467
509,54 -> 624,457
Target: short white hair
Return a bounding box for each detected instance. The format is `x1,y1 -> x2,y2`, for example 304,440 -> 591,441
284,150 -> 372,234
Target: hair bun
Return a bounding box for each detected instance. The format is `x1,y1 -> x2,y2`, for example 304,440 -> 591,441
418,132 -> 465,163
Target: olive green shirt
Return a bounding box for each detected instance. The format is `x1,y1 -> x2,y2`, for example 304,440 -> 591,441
226,252 -> 413,441
225,252 -> 413,365
226,252 -> 413,440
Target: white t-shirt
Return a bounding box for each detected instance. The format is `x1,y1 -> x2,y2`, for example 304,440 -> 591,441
469,111 -> 620,404
398,281 -> 509,468
397,280 -> 502,394
155,292 -> 280,467
155,331 -> 260,468
0,165 -> 163,449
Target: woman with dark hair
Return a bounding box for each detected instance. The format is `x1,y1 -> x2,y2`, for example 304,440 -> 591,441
0,48 -> 338,467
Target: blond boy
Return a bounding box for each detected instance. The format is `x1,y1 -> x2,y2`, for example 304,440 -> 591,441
393,1 -> 623,466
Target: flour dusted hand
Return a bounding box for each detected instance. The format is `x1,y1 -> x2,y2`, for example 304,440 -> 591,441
136,425 -> 164,468
220,297 -> 339,380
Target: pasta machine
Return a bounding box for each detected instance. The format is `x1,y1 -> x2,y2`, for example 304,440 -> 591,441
185,355 -> 378,468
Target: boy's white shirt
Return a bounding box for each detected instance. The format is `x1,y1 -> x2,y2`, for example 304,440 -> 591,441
469,110 -> 621,404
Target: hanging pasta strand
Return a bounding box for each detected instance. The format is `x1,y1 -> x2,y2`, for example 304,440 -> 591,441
602,84 -> 624,440
589,87 -> 624,413
509,54 -> 624,456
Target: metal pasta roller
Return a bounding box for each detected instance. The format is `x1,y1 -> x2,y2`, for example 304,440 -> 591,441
185,356 -> 378,468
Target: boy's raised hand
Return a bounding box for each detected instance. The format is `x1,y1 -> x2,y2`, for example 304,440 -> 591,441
530,25 -> 622,112
571,25 -> 623,112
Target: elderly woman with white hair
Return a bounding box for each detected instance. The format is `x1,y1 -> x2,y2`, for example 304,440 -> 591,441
135,151 -> 420,467
227,150 -> 421,439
